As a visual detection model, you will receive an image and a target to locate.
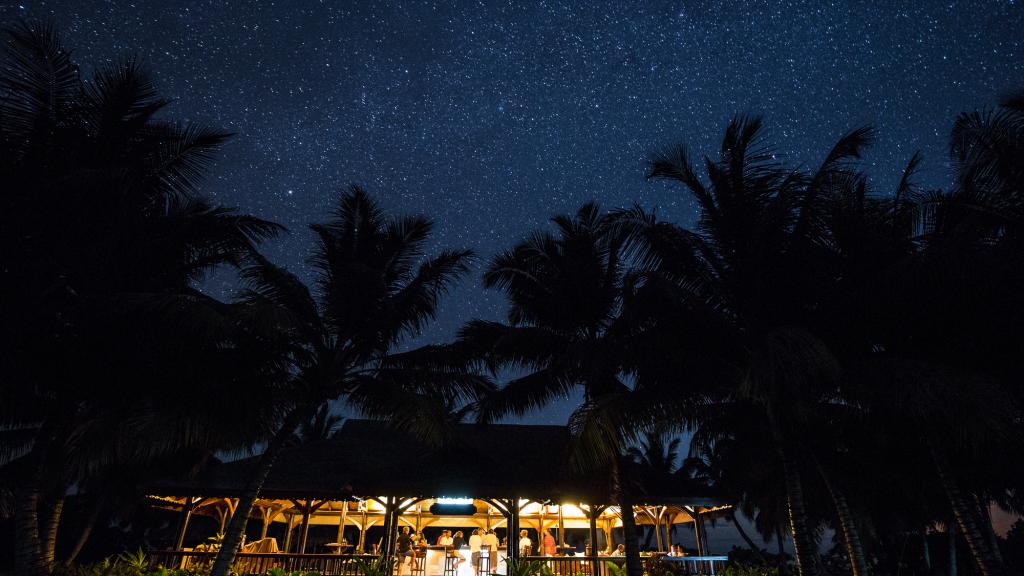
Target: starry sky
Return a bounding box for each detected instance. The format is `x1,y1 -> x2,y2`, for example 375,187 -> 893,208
4,0 -> 1023,421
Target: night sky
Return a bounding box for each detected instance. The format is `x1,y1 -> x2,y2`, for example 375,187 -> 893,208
4,1 -> 1023,425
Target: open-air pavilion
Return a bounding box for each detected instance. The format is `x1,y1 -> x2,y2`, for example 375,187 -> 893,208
147,420 -> 731,575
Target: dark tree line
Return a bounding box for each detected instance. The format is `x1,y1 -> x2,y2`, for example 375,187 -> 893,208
2,20 -> 1023,576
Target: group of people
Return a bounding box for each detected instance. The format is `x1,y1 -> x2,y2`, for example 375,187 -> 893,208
396,524 -> 689,575
394,526 -> 501,576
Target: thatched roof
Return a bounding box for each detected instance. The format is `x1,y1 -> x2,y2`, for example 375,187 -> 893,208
148,420 -> 723,506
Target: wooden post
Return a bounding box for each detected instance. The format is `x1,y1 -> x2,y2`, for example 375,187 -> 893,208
692,511 -> 704,557
662,511 -> 673,552
558,504 -> 565,549
507,498 -> 520,563
259,507 -> 268,540
336,500 -> 348,546
603,518 -> 613,554
358,505 -> 368,552
283,514 -> 295,552
381,497 -> 399,568
299,501 -> 312,554
587,505 -> 600,576
175,498 -> 195,550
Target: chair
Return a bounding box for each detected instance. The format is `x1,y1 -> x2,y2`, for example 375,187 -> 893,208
411,549 -> 426,576
478,550 -> 492,576
443,550 -> 459,576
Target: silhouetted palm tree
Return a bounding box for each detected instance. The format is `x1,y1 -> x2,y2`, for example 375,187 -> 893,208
617,117 -> 886,576
457,203 -> 703,576
209,187 -> 489,576
291,403 -> 344,444
625,429 -> 681,477
0,20 -> 283,576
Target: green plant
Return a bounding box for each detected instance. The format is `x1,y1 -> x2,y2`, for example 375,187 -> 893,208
502,558 -> 553,576
722,563 -> 779,576
605,561 -> 628,576
117,549 -> 150,576
353,556 -> 389,576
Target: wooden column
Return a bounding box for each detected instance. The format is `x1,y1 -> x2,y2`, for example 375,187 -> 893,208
299,502 -> 312,554
380,497 -> 397,561
175,498 -> 197,550
295,499 -> 326,554
357,505 -> 368,552
653,507 -> 664,552
557,504 -> 565,548
507,498 -> 520,563
663,511 -> 674,552
692,511 -> 704,557
336,500 -> 349,545
587,505 -> 602,576
283,514 -> 295,552
603,518 -> 614,554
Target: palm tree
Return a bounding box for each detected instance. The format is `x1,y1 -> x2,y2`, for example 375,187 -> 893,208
625,430 -> 681,477
293,403 -> 344,444
0,20 -> 283,576
615,117 -> 892,576
456,203 -> 721,576
209,187 -> 489,576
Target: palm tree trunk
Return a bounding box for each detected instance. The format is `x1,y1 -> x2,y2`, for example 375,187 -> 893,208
619,490 -> 643,576
728,512 -> 767,564
776,523 -> 788,576
948,523 -> 957,576
14,426 -> 54,576
63,494 -> 105,566
42,493 -> 65,569
210,405 -> 311,576
973,494 -> 1003,565
928,442 -> 1005,576
769,418 -> 820,576
813,458 -> 869,576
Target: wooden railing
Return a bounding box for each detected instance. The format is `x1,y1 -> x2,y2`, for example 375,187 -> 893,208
149,550 -> 378,575
148,550 -> 730,576
524,555 -> 730,576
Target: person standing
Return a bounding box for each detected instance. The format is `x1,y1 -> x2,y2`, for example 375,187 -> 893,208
518,530 -> 532,557
542,528 -> 556,556
468,529 -> 483,576
482,529 -> 499,572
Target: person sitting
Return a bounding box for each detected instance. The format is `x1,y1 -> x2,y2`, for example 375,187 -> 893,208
451,531 -> 466,568
611,544 -> 626,557
396,526 -> 415,576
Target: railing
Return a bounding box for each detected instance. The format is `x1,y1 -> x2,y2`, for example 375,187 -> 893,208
149,550 -> 378,575
148,550 -> 731,576
524,555 -> 730,576
661,555 -> 730,575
